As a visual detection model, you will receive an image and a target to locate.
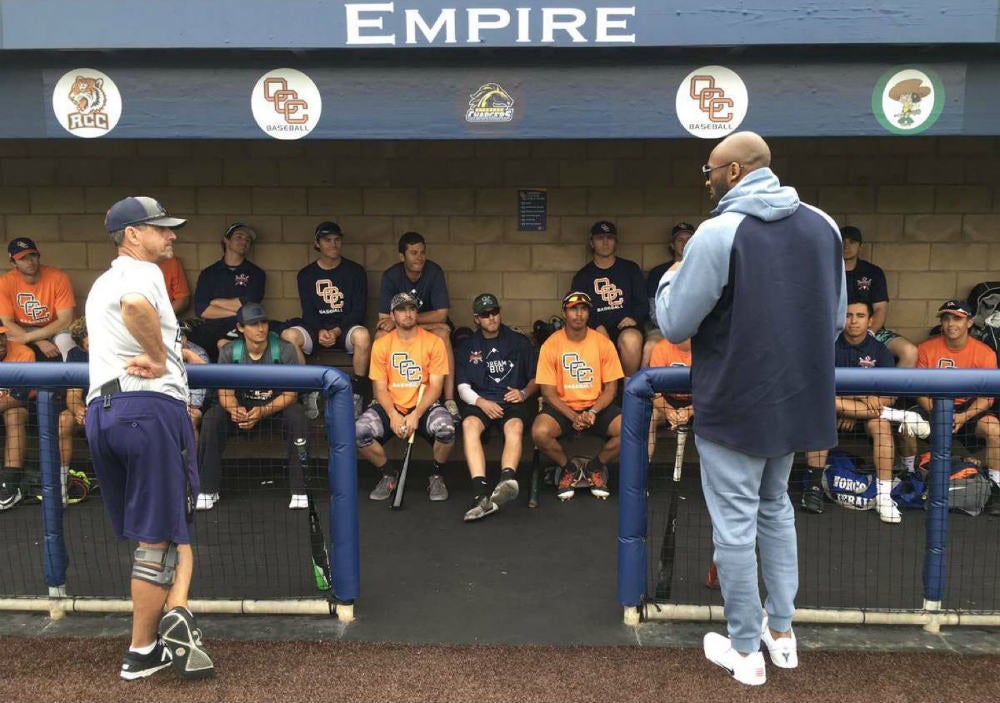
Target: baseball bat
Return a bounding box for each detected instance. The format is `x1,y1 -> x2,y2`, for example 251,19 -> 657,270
528,448 -> 541,508
654,424 -> 688,600
391,384 -> 425,510
297,438 -> 331,592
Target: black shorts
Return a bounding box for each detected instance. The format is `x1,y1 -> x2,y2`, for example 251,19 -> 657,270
459,399 -> 529,439
539,403 -> 621,439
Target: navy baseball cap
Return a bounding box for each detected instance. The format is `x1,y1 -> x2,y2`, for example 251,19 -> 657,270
472,293 -> 500,315
315,221 -> 343,240
224,222 -> 257,241
590,220 -> 617,236
671,222 -> 695,240
8,237 -> 39,261
236,302 -> 268,325
562,291 -> 593,309
390,292 -> 421,311
937,299 -> 973,318
105,196 -> 186,233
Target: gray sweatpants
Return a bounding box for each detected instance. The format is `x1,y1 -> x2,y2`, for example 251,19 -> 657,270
695,434 -> 798,653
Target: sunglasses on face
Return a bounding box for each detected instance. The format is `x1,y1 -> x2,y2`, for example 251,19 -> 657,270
476,309 -> 500,320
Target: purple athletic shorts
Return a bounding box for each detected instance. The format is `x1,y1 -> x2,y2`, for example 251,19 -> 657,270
85,392 -> 198,545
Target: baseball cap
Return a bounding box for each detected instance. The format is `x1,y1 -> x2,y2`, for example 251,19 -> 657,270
315,221 -> 343,240
8,237 -> 39,261
224,222 -> 257,242
671,222 -> 695,240
590,220 -> 617,236
390,292 -> 421,311
236,302 -> 268,325
937,299 -> 973,318
840,226 -> 863,243
562,291 -> 593,309
0,326 -> 7,335
105,196 -> 186,233
472,293 -> 500,315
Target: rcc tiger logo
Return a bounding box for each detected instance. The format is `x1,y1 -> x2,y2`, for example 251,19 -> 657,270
67,76 -> 109,131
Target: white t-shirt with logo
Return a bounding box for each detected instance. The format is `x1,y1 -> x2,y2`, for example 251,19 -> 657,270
86,255 -> 188,404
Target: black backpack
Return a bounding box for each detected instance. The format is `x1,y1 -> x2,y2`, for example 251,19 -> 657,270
967,281 -> 1000,363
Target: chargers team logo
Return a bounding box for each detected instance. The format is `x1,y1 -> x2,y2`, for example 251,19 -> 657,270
561,352 -> 593,386
856,276 -> 872,293
858,355 -> 877,368
675,66 -> 748,139
52,69 -> 123,138
391,352 -> 423,383
468,350 -> 483,365
251,68 -> 322,141
234,273 -> 251,288
466,82 -> 515,123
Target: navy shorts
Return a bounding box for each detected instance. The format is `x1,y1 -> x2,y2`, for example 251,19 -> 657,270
85,392 -> 198,545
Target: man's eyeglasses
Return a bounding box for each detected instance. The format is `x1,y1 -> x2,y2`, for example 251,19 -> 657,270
701,162 -> 734,178
476,309 -> 500,320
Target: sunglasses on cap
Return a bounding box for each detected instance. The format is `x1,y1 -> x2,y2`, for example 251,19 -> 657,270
562,292 -> 592,308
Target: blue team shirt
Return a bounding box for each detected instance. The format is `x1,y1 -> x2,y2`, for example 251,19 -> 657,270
193,258 -> 266,321
377,260 -> 450,314
835,333 -> 895,369
455,325 -> 536,402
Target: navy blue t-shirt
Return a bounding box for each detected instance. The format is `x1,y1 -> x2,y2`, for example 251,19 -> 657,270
296,258 -> 367,331
845,259 -> 888,306
377,260 -> 450,314
193,258 -> 267,322
66,346 -> 89,363
571,257 -> 648,330
835,333 -> 895,369
646,261 -> 676,300
455,325 -> 537,403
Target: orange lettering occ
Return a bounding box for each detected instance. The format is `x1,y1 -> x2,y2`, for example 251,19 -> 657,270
263,77 -> 309,124
689,75 -> 734,123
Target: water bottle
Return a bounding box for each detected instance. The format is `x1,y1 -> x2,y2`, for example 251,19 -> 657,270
293,437 -> 308,464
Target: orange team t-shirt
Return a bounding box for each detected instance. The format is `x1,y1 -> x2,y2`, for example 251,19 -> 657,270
917,335 -> 998,406
536,328 -> 624,411
157,257 -> 190,304
369,327 -> 448,413
649,338 -> 692,403
0,265 -> 76,328
3,340 -> 36,362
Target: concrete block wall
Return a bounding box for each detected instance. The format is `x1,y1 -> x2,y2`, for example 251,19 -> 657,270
0,136 -> 995,346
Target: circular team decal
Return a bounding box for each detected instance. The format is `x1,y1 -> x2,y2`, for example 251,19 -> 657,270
675,66 -> 748,139
872,67 -> 944,135
251,68 -> 322,140
52,69 -> 123,138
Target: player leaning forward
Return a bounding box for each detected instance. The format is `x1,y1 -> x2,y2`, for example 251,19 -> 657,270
85,197 -> 214,681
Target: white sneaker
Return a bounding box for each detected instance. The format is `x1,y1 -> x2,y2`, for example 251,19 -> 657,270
195,493 -> 219,511
703,633 -> 766,686
875,493 -> 901,524
761,614 -> 798,669
288,494 -> 308,510
303,392 -> 320,420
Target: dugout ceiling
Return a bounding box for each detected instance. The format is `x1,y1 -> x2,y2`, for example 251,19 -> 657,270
2,0 -> 999,139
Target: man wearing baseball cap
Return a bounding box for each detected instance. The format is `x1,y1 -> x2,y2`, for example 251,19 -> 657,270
283,221 -> 371,419
531,290 -> 624,501
189,221 -> 266,362
0,324 -> 41,511
570,220 -> 647,377
455,293 -> 537,521
916,298 -> 1000,515
0,236 -> 77,361
644,222 -> 698,366
357,291 -> 456,504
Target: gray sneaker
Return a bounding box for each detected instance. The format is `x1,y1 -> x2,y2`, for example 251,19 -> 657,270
369,473 -> 397,501
352,392 -> 364,420
490,478 -> 519,507
428,474 -> 449,501
303,391 -> 320,420
464,495 -> 498,522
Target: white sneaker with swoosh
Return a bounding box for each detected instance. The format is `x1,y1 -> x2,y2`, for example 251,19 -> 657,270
703,632 -> 766,686
761,613 -> 798,669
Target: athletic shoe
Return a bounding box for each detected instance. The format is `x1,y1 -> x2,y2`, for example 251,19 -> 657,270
761,613 -> 798,669
463,495 -> 498,522
195,493 -> 219,511
875,493 -> 901,524
158,607 -> 215,680
703,632 -> 766,686
428,475 -> 449,502
589,465 -> 610,499
490,478 -> 519,507
800,486 -> 824,514
444,399 -> 461,424
303,391 -> 320,420
288,494 -> 308,510
120,640 -> 173,681
557,467 -> 576,501
369,473 -> 397,501
0,481 -> 22,511
352,392 -> 364,420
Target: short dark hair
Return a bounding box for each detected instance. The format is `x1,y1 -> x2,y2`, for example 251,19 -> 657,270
847,298 -> 874,317
398,231 -> 425,254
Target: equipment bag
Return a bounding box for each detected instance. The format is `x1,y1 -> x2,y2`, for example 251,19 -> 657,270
917,453 -> 993,517
821,451 -> 876,511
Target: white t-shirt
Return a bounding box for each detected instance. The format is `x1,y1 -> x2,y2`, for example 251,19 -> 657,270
86,255 -> 188,404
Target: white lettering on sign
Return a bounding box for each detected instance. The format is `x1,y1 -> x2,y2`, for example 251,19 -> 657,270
345,3 -> 636,46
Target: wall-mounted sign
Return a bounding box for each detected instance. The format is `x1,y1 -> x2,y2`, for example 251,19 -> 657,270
675,65 -> 748,139
52,69 -> 122,138
872,67 -> 944,135
251,68 -> 322,140
518,189 -> 547,231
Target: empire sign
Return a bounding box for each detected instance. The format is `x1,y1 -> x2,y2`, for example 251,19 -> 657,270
345,3 -> 637,45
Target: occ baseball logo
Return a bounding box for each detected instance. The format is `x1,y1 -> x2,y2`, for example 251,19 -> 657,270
52,69 -> 123,138
676,66 -> 748,139
593,277 -> 623,309
16,293 -> 50,324
316,280 -> 345,312
251,69 -> 322,140
561,352 -> 593,386
391,352 -> 423,383
936,358 -> 957,369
